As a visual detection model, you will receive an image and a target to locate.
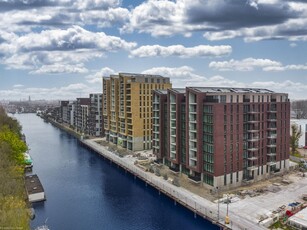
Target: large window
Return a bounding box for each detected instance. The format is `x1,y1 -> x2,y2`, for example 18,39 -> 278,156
203,174 -> 214,186
203,114 -> 213,123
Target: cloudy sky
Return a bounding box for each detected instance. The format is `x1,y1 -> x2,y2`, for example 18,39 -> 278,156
1,0 -> 307,100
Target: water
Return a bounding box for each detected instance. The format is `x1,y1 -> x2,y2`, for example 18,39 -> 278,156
15,114 -> 218,230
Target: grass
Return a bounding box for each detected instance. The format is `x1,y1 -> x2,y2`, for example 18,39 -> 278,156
270,220 -> 296,230
290,151 -> 303,158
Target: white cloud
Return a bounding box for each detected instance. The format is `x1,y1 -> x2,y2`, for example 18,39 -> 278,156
209,58 -> 307,72
73,0 -> 121,10
130,45 -> 232,58
13,84 -> 24,88
121,0 -> 307,42
142,66 -> 205,87
290,43 -> 297,47
121,0 -> 186,36
80,8 -> 130,27
85,67 -> 116,83
0,26 -> 136,73
263,64 -> 307,72
209,58 -> 282,71
30,64 -> 89,74
142,65 -> 307,99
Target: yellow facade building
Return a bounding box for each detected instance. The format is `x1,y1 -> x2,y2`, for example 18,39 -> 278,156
103,73 -> 171,151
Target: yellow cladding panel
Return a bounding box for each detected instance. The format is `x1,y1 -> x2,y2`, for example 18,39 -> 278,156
131,82 -> 142,137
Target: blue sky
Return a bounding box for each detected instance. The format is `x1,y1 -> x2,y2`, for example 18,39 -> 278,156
1,0 -> 307,100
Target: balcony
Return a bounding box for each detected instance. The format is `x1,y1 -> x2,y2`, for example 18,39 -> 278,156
188,174 -> 201,184
247,165 -> 258,171
247,120 -> 259,123
189,156 -> 197,162
248,137 -> 259,142
267,161 -> 276,166
268,134 -> 277,139
170,165 -> 180,174
267,126 -> 277,130
248,129 -> 258,133
267,144 -> 276,148
267,153 -> 276,157
248,147 -> 258,151
248,156 -> 258,161
248,110 -> 260,114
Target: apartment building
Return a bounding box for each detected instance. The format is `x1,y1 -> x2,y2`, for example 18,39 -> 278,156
88,93 -> 104,137
103,73 -> 171,151
153,87 -> 290,189
152,90 -> 168,162
60,100 -> 69,123
75,98 -> 90,134
68,101 -> 76,127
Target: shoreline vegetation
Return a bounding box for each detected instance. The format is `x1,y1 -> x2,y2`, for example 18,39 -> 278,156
0,106 -> 30,229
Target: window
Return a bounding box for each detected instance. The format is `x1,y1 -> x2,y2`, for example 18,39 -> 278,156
221,95 -> 226,103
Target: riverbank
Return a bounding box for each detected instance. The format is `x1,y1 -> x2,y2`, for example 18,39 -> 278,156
0,108 -> 30,229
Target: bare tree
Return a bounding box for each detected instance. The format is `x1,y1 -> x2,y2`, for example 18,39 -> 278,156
292,100 -> 307,119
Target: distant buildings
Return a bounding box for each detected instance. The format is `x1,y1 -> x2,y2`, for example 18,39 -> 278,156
152,87 -> 290,189
103,73 -> 171,151
56,93 -> 103,137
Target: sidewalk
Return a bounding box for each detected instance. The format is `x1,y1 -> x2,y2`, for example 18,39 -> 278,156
83,138 -> 266,230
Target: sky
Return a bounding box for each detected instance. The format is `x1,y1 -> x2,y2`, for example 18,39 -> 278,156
1,0 -> 307,101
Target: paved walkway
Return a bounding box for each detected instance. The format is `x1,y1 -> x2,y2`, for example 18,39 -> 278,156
83,138 -> 266,230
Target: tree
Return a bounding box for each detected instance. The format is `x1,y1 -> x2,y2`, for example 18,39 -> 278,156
0,106 -> 30,229
290,124 -> 302,155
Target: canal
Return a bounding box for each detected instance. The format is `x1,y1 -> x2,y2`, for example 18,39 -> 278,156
15,114 -> 218,230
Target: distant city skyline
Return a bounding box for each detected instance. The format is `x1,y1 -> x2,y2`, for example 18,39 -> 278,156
1,0 -> 307,100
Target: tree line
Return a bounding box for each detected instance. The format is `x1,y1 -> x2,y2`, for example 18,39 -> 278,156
0,106 -> 30,229
292,100 -> 307,119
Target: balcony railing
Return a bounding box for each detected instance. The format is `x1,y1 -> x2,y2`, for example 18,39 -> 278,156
247,156 -> 258,161
188,174 -> 201,183
247,165 -> 258,171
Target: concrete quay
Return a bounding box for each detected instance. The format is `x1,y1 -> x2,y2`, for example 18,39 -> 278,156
81,138 -> 266,230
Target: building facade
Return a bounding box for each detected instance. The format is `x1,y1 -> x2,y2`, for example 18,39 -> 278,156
152,90 -> 168,162
88,93 -> 104,137
103,73 -> 171,151
75,98 -> 90,134
60,100 -> 69,123
153,87 -> 290,189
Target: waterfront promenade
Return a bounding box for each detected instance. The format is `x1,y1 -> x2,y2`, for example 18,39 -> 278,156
82,138 -> 265,230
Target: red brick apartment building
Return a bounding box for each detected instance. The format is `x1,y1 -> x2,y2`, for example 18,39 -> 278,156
152,87 -> 290,189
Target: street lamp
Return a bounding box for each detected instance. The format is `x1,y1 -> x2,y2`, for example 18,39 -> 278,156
216,186 -> 220,223
225,194 -> 230,225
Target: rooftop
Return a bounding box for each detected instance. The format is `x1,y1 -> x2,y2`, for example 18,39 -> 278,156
188,87 -> 275,94
119,72 -> 164,78
153,89 -> 168,94
288,207 -> 307,228
25,174 -> 44,195
170,88 -> 186,94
